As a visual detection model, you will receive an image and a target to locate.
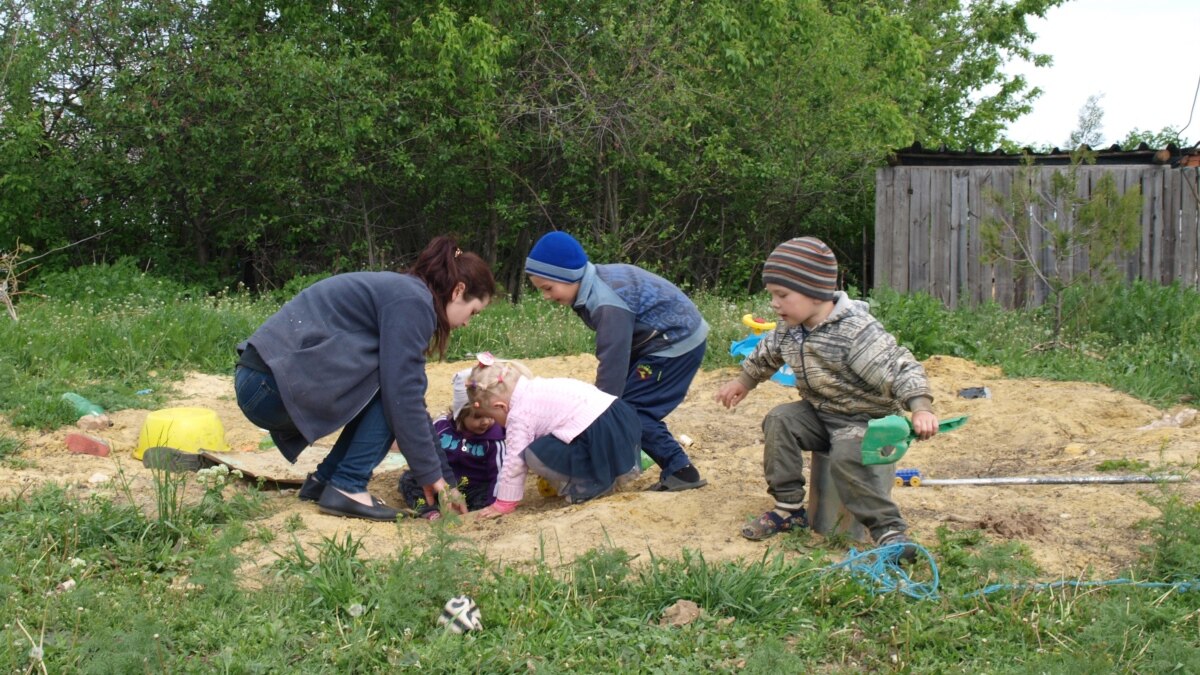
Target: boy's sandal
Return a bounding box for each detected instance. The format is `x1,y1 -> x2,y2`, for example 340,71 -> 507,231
646,474 -> 708,492
741,509 -> 808,541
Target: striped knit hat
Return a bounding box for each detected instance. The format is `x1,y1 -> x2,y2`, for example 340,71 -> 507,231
762,237 -> 838,300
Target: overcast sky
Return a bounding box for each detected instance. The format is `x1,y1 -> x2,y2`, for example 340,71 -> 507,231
1002,0 -> 1200,149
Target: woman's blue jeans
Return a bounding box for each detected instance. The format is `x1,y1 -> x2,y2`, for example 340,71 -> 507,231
235,366 -> 394,493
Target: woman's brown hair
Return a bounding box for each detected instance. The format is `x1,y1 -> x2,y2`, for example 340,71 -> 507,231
406,236 -> 496,358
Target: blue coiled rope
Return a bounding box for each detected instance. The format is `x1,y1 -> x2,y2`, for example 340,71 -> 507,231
825,544 -> 1200,600
825,542 -> 941,600
965,577 -> 1200,598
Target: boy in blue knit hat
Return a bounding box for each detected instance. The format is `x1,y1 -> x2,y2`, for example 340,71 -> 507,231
525,231 -> 708,491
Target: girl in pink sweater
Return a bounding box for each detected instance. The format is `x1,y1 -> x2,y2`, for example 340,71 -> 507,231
465,354 -> 642,518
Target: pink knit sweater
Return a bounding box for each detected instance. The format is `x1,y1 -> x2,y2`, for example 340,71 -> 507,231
495,377 -> 616,502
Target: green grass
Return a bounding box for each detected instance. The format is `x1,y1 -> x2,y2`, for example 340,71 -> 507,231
1,263 -> 1198,669
0,262 -> 271,429
1096,458 -> 1151,473
0,433 -> 22,462
866,282 -> 1200,407
0,483 -> 1197,672
5,262 -> 1195,430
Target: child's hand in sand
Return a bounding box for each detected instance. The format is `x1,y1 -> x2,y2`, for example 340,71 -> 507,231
474,505 -> 503,519
474,499 -> 517,519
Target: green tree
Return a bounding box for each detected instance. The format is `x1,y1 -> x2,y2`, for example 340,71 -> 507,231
981,152 -> 1142,343
0,0 -> 115,263
1067,93 -> 1105,149
1120,126 -> 1191,149
869,0 -> 1067,150
2,0 -> 1080,294
494,0 -> 926,291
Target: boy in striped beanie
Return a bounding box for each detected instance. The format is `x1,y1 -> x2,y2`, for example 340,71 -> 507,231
714,237 -> 939,563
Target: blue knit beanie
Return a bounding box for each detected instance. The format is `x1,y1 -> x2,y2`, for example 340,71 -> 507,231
525,232 -> 588,283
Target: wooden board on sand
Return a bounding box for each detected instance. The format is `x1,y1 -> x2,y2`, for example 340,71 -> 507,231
199,448 -> 410,485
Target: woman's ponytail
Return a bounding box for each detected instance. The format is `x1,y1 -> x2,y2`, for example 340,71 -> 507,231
407,236 -> 496,358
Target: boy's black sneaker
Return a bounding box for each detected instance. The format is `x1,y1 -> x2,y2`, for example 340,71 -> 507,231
877,530 -> 918,565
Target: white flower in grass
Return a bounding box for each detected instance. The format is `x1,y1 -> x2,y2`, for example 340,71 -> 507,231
197,464 -> 242,488
69,557 -> 86,568
348,603 -> 365,618
28,645 -> 43,660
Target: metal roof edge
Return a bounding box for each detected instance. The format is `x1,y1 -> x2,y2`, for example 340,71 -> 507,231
888,142 -> 1199,167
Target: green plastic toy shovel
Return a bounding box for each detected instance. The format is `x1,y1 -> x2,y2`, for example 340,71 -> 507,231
861,414 -> 969,465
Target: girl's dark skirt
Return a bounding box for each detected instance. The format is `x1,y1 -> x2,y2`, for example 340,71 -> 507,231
525,399 -> 642,503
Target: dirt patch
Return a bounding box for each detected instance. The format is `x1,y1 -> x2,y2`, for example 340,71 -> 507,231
3,355 -> 1198,580
970,512 -> 1049,539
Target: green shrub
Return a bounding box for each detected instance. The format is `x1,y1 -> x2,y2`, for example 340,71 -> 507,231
268,272 -> 331,304
1061,280 -> 1200,347
27,257 -> 199,310
868,288 -> 966,359
1137,492 -> 1200,581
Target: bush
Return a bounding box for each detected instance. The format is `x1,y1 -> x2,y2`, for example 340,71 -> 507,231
868,288 -> 965,360
27,257 -> 199,311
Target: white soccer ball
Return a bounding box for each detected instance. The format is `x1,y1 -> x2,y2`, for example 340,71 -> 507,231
438,595 -> 483,634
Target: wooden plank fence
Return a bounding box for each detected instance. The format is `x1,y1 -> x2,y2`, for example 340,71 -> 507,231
874,165 -> 1200,309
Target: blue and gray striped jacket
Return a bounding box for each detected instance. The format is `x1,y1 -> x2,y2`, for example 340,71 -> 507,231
572,263 -> 709,396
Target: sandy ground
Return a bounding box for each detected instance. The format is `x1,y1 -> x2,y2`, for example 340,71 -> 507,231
3,355 -> 1198,582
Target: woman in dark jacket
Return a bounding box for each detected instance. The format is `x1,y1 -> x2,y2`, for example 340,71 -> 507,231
235,236 -> 495,521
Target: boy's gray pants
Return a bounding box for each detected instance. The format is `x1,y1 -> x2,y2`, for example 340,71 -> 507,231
762,400 -> 905,542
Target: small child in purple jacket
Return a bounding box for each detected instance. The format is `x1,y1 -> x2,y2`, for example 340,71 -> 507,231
399,368 -> 506,518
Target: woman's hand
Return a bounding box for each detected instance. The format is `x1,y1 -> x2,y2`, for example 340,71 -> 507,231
911,410 -> 939,440
714,380 -> 749,409
424,479 -> 468,515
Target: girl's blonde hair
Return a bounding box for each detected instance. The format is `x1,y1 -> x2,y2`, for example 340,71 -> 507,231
466,359 -> 533,409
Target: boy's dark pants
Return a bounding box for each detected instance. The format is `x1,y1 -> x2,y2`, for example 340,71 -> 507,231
622,342 -> 706,476
762,400 -> 904,541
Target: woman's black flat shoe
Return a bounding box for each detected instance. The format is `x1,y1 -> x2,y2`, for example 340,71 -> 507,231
317,488 -> 398,522
297,473 -> 326,502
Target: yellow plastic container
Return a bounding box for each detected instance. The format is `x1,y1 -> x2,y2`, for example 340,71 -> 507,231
133,407 -> 230,460
536,476 -> 558,498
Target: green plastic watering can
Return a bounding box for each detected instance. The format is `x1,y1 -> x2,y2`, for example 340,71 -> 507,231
861,414 -> 969,465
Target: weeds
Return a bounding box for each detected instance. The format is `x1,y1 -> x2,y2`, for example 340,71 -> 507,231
1136,492 -> 1200,580
283,512 -> 305,532
282,533 -> 373,613
0,482 -> 1198,671
0,433 -> 22,462
1096,458 -> 1151,472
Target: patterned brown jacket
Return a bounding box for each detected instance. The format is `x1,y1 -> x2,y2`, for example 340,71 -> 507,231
735,292 -> 933,418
